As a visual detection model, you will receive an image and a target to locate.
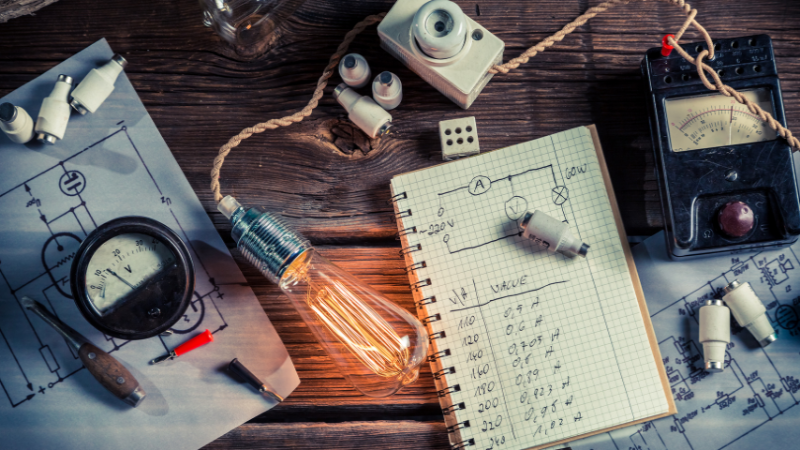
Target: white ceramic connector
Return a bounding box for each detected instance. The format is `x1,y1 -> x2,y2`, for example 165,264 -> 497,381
333,83 -> 392,138
378,0 -> 504,109
218,195 -> 243,219
35,74 -> 73,144
722,280 -> 777,347
372,71 -> 402,110
70,54 -> 127,114
519,210 -> 589,257
339,54 -> 371,89
439,116 -> 479,160
0,102 -> 35,144
699,299 -> 730,372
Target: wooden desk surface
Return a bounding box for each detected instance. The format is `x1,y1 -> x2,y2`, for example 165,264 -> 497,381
1,0 -> 798,448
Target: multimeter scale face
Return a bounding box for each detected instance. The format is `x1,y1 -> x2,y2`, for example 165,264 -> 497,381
666,88 -> 777,152
642,34 -> 800,259
71,217 -> 195,340
84,233 -> 176,313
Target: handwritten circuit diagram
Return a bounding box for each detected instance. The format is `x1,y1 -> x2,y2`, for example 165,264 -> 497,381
0,125 -> 229,409
429,164 -> 574,255
572,240 -> 800,450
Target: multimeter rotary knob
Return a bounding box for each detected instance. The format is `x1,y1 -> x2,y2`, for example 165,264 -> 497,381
718,201 -> 755,238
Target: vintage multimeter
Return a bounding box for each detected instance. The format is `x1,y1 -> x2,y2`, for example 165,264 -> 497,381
642,34 -> 800,259
70,217 -> 195,340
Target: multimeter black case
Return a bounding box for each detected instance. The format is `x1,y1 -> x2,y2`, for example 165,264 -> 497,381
641,34 -> 800,259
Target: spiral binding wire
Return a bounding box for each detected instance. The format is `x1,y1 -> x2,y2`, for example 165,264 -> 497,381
429,330 -> 446,341
397,225 -> 417,240
395,192 -> 465,432
388,191 -> 407,204
433,366 -> 456,380
399,243 -> 422,256
442,401 -> 465,415
416,295 -> 436,308
451,438 -> 475,449
437,384 -> 460,397
411,278 -> 432,291
422,313 -> 441,325
428,348 -> 451,362
405,261 -> 426,273
446,420 -> 470,433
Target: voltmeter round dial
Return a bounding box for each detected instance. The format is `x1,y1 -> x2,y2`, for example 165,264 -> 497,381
71,217 -> 195,340
666,88 -> 776,152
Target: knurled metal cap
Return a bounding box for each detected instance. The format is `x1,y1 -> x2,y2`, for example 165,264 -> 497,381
0,102 -> 16,122
36,133 -> 58,144
705,299 -> 724,307
57,74 -> 74,85
705,361 -> 724,372
759,332 -> 778,347
723,280 -> 742,294
112,54 -> 128,69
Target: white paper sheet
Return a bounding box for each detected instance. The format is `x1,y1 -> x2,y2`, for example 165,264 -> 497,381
570,231 -> 800,450
0,39 -> 299,450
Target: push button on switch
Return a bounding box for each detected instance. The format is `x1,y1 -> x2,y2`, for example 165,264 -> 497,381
718,201 -> 755,238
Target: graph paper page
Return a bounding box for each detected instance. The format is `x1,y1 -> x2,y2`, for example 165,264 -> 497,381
392,126 -> 671,450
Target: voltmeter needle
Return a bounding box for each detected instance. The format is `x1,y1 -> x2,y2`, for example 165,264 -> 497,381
106,268 -> 135,290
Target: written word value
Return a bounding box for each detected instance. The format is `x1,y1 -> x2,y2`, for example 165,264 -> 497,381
491,275 -> 528,294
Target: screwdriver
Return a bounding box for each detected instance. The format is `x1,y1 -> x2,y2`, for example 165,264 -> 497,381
21,296 -> 146,407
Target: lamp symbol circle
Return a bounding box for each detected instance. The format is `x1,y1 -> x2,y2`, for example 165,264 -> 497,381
551,186 -> 569,205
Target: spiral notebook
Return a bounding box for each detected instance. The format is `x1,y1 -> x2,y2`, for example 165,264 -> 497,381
391,125 -> 676,450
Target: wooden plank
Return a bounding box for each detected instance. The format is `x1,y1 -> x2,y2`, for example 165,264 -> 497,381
202,421 -> 453,450
1,0 -> 798,240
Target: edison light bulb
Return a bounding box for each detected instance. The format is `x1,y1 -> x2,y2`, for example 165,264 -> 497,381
219,196 -> 428,397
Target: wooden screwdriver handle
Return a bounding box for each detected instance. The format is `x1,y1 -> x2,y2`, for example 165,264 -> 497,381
78,343 -> 146,407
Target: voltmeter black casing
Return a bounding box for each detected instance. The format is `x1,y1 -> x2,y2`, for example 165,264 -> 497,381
642,34 -> 800,259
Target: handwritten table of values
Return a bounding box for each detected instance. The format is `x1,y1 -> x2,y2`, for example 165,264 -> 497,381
391,126 -> 675,450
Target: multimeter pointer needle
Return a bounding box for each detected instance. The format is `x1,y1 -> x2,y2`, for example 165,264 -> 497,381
106,269 -> 135,290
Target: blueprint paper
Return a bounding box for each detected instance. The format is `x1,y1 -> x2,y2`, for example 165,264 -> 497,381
0,39 -> 299,450
570,231 -> 800,450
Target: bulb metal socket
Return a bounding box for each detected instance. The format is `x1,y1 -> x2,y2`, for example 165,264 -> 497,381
229,203 -> 310,284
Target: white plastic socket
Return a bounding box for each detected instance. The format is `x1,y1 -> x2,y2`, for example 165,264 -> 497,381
70,54 -> 127,114
519,210 -> 589,258
372,71 -> 402,110
35,74 -> 73,144
439,116 -> 479,160
722,280 -> 777,347
699,299 -> 730,372
0,102 -> 35,144
339,53 -> 371,89
378,0 -> 504,109
218,195 -> 243,219
334,83 -> 392,138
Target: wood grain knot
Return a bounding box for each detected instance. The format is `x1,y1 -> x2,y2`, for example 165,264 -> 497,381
320,119 -> 381,159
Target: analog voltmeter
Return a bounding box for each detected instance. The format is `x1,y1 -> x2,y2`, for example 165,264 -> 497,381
71,217 -> 195,339
642,34 -> 800,259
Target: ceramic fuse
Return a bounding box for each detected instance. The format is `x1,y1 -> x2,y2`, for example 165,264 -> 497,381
70,54 -> 128,115
372,71 -> 402,110
722,280 -> 777,347
338,54 -> 371,89
0,102 -> 35,144
333,83 -> 392,138
35,74 -> 73,144
519,210 -> 589,257
699,299 -> 730,372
